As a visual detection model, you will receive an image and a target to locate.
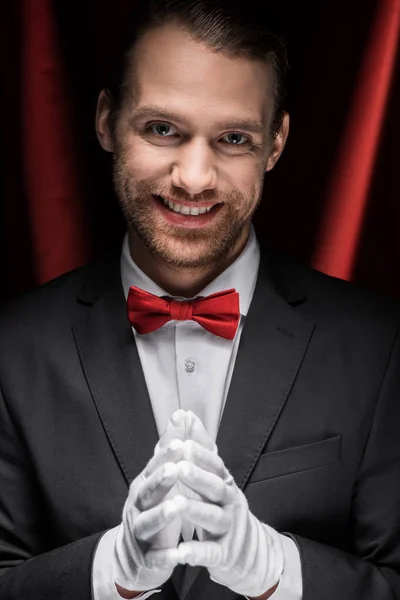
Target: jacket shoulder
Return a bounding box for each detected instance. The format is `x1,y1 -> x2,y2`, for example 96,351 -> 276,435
300,264 -> 400,322
0,251 -> 121,340
266,245 -> 400,327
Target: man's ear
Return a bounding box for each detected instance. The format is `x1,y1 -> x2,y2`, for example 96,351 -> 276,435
95,89 -> 115,152
265,112 -> 290,172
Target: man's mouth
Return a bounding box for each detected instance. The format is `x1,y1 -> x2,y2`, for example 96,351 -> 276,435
154,195 -> 222,216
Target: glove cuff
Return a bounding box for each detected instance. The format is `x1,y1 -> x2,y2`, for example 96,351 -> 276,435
112,523 -> 167,592
222,519 -> 284,597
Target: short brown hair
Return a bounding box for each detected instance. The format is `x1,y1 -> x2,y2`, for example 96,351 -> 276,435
106,0 -> 288,137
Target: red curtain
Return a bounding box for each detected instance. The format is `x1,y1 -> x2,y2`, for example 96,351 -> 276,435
20,0 -> 89,284
312,0 -> 400,280
2,0 -> 400,302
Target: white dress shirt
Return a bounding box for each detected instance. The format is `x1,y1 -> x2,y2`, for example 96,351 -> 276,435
92,224 -> 302,599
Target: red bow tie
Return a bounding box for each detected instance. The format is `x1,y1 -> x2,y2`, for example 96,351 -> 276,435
126,286 -> 240,340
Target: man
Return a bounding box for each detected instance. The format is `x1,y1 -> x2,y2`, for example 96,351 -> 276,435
0,1 -> 399,599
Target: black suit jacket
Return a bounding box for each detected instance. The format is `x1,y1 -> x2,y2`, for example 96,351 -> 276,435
1,236 -> 400,599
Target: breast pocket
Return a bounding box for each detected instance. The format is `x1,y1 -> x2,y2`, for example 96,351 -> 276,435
248,434 -> 342,483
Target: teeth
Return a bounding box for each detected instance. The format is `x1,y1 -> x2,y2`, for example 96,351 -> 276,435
161,197 -> 214,215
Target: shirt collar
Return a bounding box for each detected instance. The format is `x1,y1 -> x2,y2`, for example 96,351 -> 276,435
120,222 -> 260,317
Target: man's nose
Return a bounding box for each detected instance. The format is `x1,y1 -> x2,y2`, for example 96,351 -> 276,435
170,140 -> 217,195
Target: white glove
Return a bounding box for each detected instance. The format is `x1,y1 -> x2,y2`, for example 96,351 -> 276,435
111,409 -> 191,592
173,411 -> 213,541
151,412 -> 285,598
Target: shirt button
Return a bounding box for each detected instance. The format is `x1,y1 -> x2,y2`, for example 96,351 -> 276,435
184,358 -> 196,373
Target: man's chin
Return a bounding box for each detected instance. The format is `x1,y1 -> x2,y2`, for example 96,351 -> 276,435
128,219 -> 241,269
149,245 -> 220,271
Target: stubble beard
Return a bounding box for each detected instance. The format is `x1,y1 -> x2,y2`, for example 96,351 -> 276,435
112,145 -> 263,272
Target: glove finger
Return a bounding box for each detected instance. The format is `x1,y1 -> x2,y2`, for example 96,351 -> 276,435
182,498 -> 231,536
136,462 -> 179,511
177,461 -> 233,505
175,540 -> 224,567
144,439 -> 184,477
155,410 -> 187,454
186,411 -> 217,452
144,547 -> 181,570
134,495 -> 186,542
182,440 -> 233,484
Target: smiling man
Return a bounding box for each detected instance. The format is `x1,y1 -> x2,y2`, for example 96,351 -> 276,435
97,18 -> 288,298
1,1 -> 400,600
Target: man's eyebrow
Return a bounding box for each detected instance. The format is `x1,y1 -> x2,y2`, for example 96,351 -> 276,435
131,105 -> 265,134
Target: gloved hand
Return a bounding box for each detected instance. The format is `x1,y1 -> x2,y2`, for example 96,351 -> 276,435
173,411 -> 213,541
111,409 -> 191,592
151,411 -> 285,598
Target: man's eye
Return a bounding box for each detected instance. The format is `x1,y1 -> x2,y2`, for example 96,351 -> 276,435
221,132 -> 249,146
148,123 -> 177,137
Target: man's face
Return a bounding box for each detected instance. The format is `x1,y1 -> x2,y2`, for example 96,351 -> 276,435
102,25 -> 287,270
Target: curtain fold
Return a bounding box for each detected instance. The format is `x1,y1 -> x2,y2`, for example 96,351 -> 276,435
312,0 -> 400,280
21,0 -> 90,284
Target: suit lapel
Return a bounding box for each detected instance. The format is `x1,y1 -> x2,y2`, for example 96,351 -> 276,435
217,259 -> 315,490
72,255 -> 159,485
183,244 -> 316,599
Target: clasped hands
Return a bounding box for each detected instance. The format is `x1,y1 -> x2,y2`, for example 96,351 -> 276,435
112,409 -> 284,598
